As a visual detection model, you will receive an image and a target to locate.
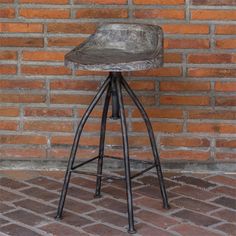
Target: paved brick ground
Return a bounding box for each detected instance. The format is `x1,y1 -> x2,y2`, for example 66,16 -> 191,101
0,169 -> 235,236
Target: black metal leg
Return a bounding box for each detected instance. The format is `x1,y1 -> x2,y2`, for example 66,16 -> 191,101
121,76 -> 169,209
94,84 -> 112,198
115,73 -> 136,234
55,75 -> 111,220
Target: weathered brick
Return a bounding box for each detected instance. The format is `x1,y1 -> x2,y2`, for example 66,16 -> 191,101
134,9 -> 184,19
0,135 -> 47,145
76,8 -> 128,18
216,96 -> 236,106
192,0 -> 236,6
0,93 -> 46,103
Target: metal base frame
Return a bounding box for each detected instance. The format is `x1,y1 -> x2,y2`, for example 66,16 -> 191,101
55,72 -> 169,234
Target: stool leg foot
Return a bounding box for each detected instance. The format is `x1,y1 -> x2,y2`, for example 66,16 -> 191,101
121,77 -> 170,209
95,85 -> 111,198
56,76 -> 111,219
116,75 -> 136,233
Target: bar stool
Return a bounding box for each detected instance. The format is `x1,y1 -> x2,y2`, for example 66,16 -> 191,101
55,23 -> 169,234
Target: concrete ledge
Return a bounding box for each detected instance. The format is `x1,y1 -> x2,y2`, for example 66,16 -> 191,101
1,159 -> 235,173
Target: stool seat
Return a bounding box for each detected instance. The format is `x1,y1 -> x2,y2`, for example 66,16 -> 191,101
65,23 -> 163,71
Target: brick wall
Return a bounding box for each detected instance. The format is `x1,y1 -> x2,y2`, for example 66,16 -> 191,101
0,0 -> 236,167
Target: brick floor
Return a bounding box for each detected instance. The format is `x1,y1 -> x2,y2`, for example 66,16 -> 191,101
0,170 -> 235,236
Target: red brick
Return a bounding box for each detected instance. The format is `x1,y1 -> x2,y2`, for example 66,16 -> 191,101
50,94 -> 93,104
0,23 -> 43,33
21,65 -> 71,75
165,39 -> 209,49
188,53 -> 236,64
0,51 -> 17,60
0,107 -> 19,117
20,0 -> 68,3
164,53 -> 182,63
160,81 -> 210,91
188,123 -> 236,133
132,108 -> 183,118
134,9 -> 185,19
47,37 -> 85,47
172,223 -> 222,236
22,51 -> 65,61
191,10 -> 236,20
192,0 -> 236,6
160,95 -> 210,106
0,121 -> 18,131
24,107 -> 72,117
0,135 -> 47,145
162,24 -> 209,34
76,8 -> 128,18
47,22 -> 96,34
216,96 -> 236,106
160,150 -> 210,160
131,67 -> 182,77
188,110 -> 236,120
20,8 -> 70,19
216,25 -> 236,34
50,80 -> 99,90
217,139 -> 236,149
0,94 -> 46,103
0,37 -> 43,47
133,0 -> 184,4
129,81 -> 155,91
136,210 -> 178,229
0,65 -> 17,74
0,80 -> 45,89
0,8 -> 15,18
215,82 -> 236,92
0,148 -> 46,159
216,39 -> 236,49
216,152 -> 236,160
75,0 -> 127,4
132,121 -> 183,133
188,68 -> 236,77
160,136 -> 210,147
24,121 -> 73,132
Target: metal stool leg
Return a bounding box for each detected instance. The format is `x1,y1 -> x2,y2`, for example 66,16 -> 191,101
115,73 -> 136,234
94,84 -> 112,198
121,76 -> 170,209
55,75 -> 111,219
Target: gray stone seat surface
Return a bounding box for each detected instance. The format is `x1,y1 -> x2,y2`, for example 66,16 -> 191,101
65,23 -> 164,72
